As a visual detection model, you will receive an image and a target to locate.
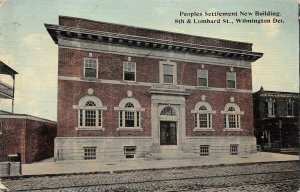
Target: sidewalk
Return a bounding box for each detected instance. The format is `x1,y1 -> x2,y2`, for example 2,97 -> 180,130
20,152 -> 299,176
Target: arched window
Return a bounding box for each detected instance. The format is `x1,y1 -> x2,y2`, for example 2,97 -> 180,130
73,95 -> 107,130
160,106 -> 176,116
222,103 -> 244,129
191,101 -> 216,130
115,98 -> 145,131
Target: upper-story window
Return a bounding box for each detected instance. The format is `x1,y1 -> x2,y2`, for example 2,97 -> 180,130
226,72 -> 236,88
197,69 -> 208,87
123,61 -> 136,81
84,58 -> 98,78
265,98 -> 275,117
191,100 -> 216,131
222,103 -> 244,130
73,92 -> 107,130
286,99 -> 294,116
159,60 -> 177,85
163,65 -> 174,84
114,97 -> 145,131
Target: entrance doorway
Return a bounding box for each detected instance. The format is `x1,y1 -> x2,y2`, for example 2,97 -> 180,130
160,121 -> 177,145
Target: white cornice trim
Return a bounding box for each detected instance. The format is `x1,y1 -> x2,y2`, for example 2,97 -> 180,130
58,76 -> 252,93
58,39 -> 252,69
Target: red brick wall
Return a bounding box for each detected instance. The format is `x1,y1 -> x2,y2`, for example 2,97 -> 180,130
0,117 -> 57,164
58,48 -> 252,90
59,16 -> 252,51
0,118 -> 24,162
57,81 -> 152,137
186,91 -> 254,137
25,119 -> 57,164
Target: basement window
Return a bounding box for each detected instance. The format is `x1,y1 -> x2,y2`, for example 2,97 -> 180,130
200,145 -> 209,156
83,147 -> 96,160
124,146 -> 136,158
230,144 -> 238,155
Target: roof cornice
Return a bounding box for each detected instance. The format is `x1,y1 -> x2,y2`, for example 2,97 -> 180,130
45,24 -> 263,62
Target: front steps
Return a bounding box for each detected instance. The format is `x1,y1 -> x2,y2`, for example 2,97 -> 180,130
147,145 -> 199,160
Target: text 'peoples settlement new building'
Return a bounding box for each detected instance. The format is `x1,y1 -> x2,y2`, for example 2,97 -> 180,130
45,16 -> 263,161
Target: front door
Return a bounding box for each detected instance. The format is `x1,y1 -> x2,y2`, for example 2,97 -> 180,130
160,121 -> 177,145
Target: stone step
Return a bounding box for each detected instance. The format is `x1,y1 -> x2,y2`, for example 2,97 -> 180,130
149,150 -> 200,160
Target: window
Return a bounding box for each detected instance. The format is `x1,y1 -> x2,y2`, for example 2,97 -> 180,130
115,98 -> 145,131
124,146 -> 136,158
163,64 -> 174,84
125,103 -> 135,127
286,100 -> 294,116
160,106 -> 176,116
74,94 -> 107,130
192,101 -> 215,130
200,145 -> 209,156
84,58 -> 98,78
83,147 -> 96,160
123,61 -> 136,81
230,144 -> 238,155
222,103 -> 243,130
265,99 -> 275,117
197,69 -> 208,87
226,72 -> 236,88
159,60 -> 177,85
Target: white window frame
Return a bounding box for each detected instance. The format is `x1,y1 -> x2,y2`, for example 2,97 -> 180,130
197,69 -> 208,87
191,101 -> 216,131
84,58 -> 98,78
159,60 -> 177,85
114,98 -> 145,131
222,103 -> 244,131
73,95 -> 107,131
123,61 -> 136,82
286,99 -> 294,117
226,72 -> 236,89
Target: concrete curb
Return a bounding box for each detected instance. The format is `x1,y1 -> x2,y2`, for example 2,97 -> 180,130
1,160 -> 298,180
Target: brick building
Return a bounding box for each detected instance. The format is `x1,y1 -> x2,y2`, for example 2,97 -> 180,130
0,114 -> 57,164
0,61 -> 57,164
253,87 -> 299,150
45,16 -> 263,160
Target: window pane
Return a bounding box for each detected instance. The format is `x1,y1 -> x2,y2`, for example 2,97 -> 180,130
227,80 -> 235,88
137,112 -> 140,127
161,106 -> 176,116
85,110 -> 96,126
125,111 -> 135,127
198,78 -> 207,86
124,72 -> 135,81
85,68 -> 97,78
98,111 -> 102,127
197,69 -> 208,78
163,64 -> 173,75
163,74 -> 173,84
199,114 -> 208,128
228,114 -> 236,128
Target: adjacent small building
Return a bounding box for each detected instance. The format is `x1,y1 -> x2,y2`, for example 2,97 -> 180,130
0,114 -> 57,164
253,87 -> 299,149
0,61 -> 57,164
45,16 -> 263,161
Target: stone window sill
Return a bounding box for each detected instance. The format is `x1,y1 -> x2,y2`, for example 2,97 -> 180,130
75,127 -> 105,131
117,127 -> 143,131
193,128 -> 214,132
224,128 -> 243,132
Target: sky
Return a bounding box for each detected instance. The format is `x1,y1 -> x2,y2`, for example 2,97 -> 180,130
0,0 -> 298,121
